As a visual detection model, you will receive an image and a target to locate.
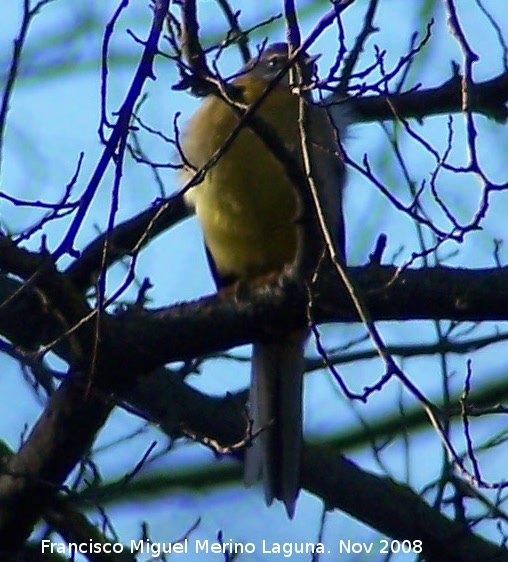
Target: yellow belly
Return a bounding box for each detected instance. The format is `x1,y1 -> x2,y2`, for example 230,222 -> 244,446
182,79 -> 301,281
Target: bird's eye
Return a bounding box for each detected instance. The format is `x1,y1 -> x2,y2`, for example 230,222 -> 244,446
267,56 -> 280,68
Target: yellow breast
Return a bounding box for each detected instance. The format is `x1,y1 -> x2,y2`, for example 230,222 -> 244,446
182,77 -> 302,282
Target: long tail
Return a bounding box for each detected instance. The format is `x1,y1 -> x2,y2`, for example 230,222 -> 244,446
244,336 -> 305,518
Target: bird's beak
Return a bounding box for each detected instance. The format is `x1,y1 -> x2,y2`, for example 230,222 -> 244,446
305,53 -> 321,65
304,53 -> 321,76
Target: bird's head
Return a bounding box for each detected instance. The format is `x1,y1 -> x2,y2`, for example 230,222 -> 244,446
242,42 -> 319,86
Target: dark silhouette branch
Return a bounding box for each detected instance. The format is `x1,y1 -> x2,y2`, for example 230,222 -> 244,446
108,370 -> 508,562
301,449 -> 508,562
4,254 -> 508,372
0,380 -> 112,549
350,70 -> 508,124
3,242 -> 508,551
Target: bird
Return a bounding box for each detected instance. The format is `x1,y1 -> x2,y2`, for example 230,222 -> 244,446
180,42 -> 346,518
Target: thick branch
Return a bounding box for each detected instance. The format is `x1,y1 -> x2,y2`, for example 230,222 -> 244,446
2,261 -> 508,555
0,381 -> 112,550
124,371 -> 508,562
2,264 -> 508,373
105,263 -> 508,369
302,449 -> 508,562
350,70 -> 508,124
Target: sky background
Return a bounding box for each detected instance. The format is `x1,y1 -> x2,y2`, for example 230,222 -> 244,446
1,1 -> 508,560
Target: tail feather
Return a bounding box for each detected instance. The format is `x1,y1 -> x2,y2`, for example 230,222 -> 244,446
244,337 -> 305,518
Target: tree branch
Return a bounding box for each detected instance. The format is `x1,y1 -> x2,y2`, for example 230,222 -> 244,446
3,261 -> 508,373
2,257 -> 508,554
350,70 -> 508,124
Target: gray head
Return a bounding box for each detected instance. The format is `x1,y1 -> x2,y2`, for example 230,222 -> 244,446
243,42 -> 318,84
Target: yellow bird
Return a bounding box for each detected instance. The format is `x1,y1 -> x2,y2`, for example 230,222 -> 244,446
181,43 -> 346,518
